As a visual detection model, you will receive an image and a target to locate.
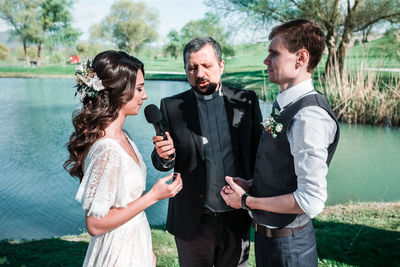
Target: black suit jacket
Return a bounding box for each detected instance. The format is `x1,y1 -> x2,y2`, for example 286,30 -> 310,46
152,85 -> 263,240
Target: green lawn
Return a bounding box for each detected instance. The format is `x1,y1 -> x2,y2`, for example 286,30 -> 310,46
1,202 -> 399,267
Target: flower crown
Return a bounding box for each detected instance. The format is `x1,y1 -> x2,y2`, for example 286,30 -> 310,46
74,60 -> 105,101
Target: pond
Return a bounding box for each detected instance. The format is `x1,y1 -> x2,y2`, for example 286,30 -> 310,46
0,78 -> 399,240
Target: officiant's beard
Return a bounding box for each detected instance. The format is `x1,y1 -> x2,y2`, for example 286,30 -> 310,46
192,79 -> 219,95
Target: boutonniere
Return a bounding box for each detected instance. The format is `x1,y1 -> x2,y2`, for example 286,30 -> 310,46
261,108 -> 283,138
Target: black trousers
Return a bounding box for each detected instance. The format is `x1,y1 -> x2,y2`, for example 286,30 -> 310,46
255,221 -> 318,267
175,209 -> 250,267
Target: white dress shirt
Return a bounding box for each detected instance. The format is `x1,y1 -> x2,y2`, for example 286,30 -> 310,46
276,79 -> 337,218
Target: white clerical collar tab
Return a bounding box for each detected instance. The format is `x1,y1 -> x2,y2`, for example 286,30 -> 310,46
194,87 -> 223,101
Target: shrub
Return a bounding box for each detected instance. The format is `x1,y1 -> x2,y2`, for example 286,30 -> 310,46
0,43 -> 11,60
50,52 -> 65,64
16,47 -> 37,61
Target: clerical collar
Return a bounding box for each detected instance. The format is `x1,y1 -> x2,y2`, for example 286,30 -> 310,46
193,85 -> 223,101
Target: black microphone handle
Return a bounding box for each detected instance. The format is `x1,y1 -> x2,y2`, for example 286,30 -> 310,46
153,122 -> 168,140
153,122 -> 174,160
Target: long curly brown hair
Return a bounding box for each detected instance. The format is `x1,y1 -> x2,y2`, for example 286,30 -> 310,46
64,50 -> 144,180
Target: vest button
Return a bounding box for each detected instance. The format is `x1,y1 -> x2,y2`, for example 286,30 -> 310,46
199,194 -> 204,199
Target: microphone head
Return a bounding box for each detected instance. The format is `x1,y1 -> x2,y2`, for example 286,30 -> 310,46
144,104 -> 162,124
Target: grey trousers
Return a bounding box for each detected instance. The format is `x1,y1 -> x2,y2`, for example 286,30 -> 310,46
255,221 -> 318,267
175,209 -> 250,267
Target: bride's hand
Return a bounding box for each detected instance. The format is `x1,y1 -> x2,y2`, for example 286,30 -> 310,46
149,172 -> 182,201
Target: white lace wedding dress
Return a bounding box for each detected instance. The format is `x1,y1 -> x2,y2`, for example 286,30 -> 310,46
75,134 -> 153,267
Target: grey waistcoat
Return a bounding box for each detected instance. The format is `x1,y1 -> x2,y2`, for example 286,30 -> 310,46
251,92 -> 340,228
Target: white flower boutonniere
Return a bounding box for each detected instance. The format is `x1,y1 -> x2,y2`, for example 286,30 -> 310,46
261,108 -> 283,138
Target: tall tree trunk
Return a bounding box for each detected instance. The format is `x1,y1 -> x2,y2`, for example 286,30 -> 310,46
362,25 -> 373,43
323,0 -> 340,75
337,32 -> 351,74
23,39 -> 30,67
336,0 -> 360,74
37,41 -> 42,66
324,27 -> 337,75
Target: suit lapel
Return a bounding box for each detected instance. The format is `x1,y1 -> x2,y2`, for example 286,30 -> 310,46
222,86 -> 241,159
223,86 -> 235,131
184,90 -> 204,161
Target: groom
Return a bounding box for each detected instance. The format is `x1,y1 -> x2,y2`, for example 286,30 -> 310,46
221,19 -> 340,267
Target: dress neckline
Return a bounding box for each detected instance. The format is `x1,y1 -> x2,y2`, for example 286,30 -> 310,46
100,133 -> 141,166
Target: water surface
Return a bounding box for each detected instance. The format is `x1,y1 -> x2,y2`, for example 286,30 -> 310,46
0,78 -> 398,240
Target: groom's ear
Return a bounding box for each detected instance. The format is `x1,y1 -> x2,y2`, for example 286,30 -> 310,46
295,49 -> 309,70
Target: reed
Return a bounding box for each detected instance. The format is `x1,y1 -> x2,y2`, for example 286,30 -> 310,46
317,59 -> 400,126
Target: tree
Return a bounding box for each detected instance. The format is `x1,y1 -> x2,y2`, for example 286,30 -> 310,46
36,0 -> 80,66
104,0 -> 159,54
163,30 -> 180,58
210,0 -> 400,74
0,0 -> 41,66
163,13 -> 235,59
0,0 -> 79,66
76,41 -> 103,59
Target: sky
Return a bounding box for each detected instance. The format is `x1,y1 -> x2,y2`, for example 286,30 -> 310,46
0,0 -> 209,45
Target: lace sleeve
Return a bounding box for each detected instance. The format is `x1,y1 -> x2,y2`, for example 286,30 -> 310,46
75,144 -> 128,218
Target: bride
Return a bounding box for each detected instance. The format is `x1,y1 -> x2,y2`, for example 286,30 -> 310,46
64,50 -> 182,267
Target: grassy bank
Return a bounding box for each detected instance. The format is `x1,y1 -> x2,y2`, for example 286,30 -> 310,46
1,202 -> 399,266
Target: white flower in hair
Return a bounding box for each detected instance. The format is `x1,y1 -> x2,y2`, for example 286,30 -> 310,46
74,60 -> 105,101
90,74 -> 105,91
75,64 -> 84,73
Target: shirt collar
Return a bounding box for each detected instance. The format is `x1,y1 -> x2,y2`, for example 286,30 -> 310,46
193,84 -> 223,101
276,79 -> 314,110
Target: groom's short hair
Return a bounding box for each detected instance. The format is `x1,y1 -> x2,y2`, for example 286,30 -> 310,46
269,19 -> 325,72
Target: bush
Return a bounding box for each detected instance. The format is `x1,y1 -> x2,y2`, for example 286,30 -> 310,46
16,47 -> 37,61
50,52 -> 65,64
0,43 -> 11,60
76,42 -> 90,55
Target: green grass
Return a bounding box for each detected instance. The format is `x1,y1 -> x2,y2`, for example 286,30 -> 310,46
1,202 -> 399,267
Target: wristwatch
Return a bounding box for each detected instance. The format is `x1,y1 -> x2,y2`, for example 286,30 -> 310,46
241,192 -> 251,211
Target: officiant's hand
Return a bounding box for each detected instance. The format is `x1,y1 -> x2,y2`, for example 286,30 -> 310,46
153,132 -> 175,160
221,176 -> 246,209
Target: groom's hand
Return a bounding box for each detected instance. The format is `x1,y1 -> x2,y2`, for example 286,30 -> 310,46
220,176 -> 246,209
231,177 -> 252,192
153,132 -> 175,160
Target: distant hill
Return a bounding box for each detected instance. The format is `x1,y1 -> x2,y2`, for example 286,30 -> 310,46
0,32 -> 20,49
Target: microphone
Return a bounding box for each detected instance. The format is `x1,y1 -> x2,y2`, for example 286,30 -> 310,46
145,104 -> 175,160
144,104 -> 168,140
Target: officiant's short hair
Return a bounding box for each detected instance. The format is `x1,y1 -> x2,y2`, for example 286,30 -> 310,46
269,19 -> 325,72
183,36 -> 222,67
